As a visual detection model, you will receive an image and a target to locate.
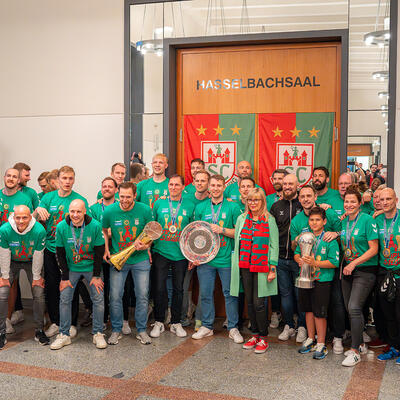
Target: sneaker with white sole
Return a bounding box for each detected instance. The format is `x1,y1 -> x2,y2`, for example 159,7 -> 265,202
5,318 -> 15,334
170,323 -> 187,337
243,336 -> 259,350
269,312 -> 281,329
229,328 -> 244,344
254,338 -> 269,354
150,321 -> 165,338
93,333 -> 107,349
344,343 -> 368,356
194,320 -> 202,332
192,326 -> 213,340
363,331 -> 372,343
50,333 -> 71,350
313,344 -> 328,360
342,350 -> 361,367
136,331 -> 152,345
296,326 -> 307,343
45,323 -> 59,338
278,324 -> 296,341
298,337 -> 316,354
69,325 -> 77,338
34,329 -> 50,346
107,332 -> 122,345
10,310 -> 24,325
122,320 -> 132,335
333,337 -> 344,354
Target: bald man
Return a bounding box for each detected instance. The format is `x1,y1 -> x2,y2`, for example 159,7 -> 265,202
51,199 -> 106,350
0,206 -> 47,348
270,174 -> 306,343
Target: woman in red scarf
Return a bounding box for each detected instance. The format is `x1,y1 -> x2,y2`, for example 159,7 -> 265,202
236,188 -> 279,353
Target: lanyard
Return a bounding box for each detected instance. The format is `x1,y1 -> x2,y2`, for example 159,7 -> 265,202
210,199 -> 223,224
70,222 -> 85,254
345,213 -> 360,249
313,231 -> 324,255
384,210 -> 399,249
101,199 -> 116,212
168,197 -> 182,226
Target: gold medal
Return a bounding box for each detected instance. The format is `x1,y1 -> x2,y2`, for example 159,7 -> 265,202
383,248 -> 391,258
345,248 -> 352,258
169,225 -> 177,234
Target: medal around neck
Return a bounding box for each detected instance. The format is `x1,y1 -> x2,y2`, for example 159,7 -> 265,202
179,221 -> 220,264
383,248 -> 391,258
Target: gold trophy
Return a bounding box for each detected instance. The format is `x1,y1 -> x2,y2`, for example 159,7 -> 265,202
110,221 -> 162,270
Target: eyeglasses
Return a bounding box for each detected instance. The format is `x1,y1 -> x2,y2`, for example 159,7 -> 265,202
247,199 -> 262,204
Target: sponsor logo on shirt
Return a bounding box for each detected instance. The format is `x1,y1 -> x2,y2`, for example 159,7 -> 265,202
134,219 -> 139,225
146,190 -> 153,195
162,208 -> 169,213
155,190 -> 160,195
114,220 -> 123,226
50,206 -> 57,211
9,241 -> 20,247
67,238 -> 74,244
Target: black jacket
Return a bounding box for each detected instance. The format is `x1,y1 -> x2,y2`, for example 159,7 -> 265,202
270,197 -> 303,260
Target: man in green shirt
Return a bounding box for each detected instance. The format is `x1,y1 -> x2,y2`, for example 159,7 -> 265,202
313,166 -> 344,216
224,160 -> 258,203
0,205 -> 48,349
266,169 -> 288,211
37,171 -> 50,201
136,153 -> 169,209
96,162 -> 126,200
50,199 -> 106,350
103,182 -> 153,345
35,166 -> 89,338
150,175 -> 195,339
192,175 -> 243,344
184,158 -> 205,196
238,177 -> 256,213
0,168 -> 33,225
183,169 -> 210,207
13,162 -> 40,210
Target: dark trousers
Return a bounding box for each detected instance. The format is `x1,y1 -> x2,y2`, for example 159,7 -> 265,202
342,269 -> 376,350
152,252 -> 187,324
15,283 -> 23,311
44,249 -> 79,326
240,268 -> 268,336
328,268 -> 346,338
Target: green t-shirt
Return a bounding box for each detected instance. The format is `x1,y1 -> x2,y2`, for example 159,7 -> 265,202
183,183 -> 196,196
340,213 -> 378,267
266,193 -> 280,212
0,221 -> 46,262
316,188 -> 344,216
38,192 -> 45,201
39,190 -> 89,253
136,178 -> 169,209
102,201 -> 153,265
290,208 -> 342,241
194,199 -> 241,268
182,191 -> 209,208
97,190 -> 120,201
90,200 -> 118,224
152,197 -> 195,261
295,235 -> 339,282
20,186 -> 39,210
376,210 -> 400,275
0,190 -> 33,224
361,200 -> 375,216
224,182 -> 263,203
55,218 -> 104,273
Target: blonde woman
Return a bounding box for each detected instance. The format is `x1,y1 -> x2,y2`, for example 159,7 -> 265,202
230,188 -> 279,353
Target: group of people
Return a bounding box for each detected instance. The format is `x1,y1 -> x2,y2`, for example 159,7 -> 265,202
0,156 -> 399,369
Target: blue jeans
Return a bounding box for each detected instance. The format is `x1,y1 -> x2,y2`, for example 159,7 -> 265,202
110,260 -> 150,333
59,271 -> 104,335
277,258 -> 305,329
197,264 -> 238,330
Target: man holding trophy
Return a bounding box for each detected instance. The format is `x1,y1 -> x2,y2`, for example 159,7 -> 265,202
102,182 -> 153,346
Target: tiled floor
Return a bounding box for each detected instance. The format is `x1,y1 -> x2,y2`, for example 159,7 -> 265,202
0,305 -> 399,400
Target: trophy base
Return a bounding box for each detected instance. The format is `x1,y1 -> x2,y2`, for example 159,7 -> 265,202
295,278 -> 315,289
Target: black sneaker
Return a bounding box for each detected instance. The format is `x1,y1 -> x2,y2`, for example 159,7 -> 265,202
35,329 -> 50,346
0,333 -> 7,350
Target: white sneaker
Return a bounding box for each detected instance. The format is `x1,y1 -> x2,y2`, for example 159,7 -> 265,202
278,324 -> 296,341
50,333 -> 71,350
136,331 -> 152,345
344,343 -> 368,356
170,323 -> 187,337
270,312 -> 281,329
342,350 -> 361,367
296,327 -> 307,343
192,326 -> 213,340
45,323 -> 59,338
229,328 -> 244,344
93,333 -> 107,349
150,321 -> 165,338
107,332 -> 122,345
122,320 -> 132,335
69,325 -> 77,338
5,319 -> 15,334
333,337 -> 344,354
10,310 -> 24,325
363,331 -> 371,343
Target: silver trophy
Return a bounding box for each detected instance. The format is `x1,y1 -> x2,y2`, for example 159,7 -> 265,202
295,232 -> 316,289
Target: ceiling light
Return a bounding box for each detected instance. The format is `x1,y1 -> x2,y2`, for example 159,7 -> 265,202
364,30 -> 390,47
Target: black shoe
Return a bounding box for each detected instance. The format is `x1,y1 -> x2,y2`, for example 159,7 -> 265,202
0,333 -> 7,350
35,329 -> 50,346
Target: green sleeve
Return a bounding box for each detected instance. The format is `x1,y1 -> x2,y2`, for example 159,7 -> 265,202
94,223 -> 105,246
35,228 -> 46,251
327,240 -> 340,268
367,216 -> 379,241
0,227 -> 8,249
331,211 -> 342,232
232,204 -> 242,226
136,181 -> 143,203
39,193 -> 50,210
268,215 -> 279,266
96,190 -> 102,200
31,192 -> 40,209
290,218 -> 300,241
294,243 -> 301,256
89,204 -> 99,222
